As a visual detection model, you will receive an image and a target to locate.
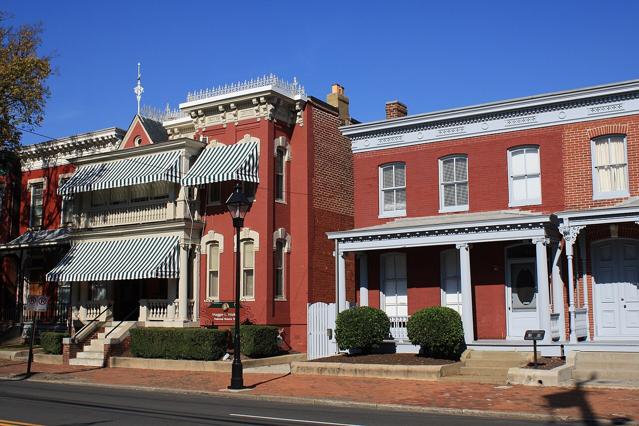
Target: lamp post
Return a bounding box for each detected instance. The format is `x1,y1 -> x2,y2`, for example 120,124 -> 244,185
225,183 -> 252,390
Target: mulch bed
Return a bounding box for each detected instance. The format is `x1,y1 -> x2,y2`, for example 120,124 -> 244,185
524,356 -> 565,370
313,353 -> 457,365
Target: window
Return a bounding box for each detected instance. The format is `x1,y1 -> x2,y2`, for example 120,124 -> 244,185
241,239 -> 255,299
29,182 -> 44,228
379,163 -> 406,217
59,177 -> 73,225
207,242 -> 220,300
275,148 -> 285,201
439,156 -> 468,212
207,183 -> 221,205
134,136 -> 142,147
591,135 -> 628,199
508,146 -> 541,206
274,240 -> 285,300
242,181 -> 257,202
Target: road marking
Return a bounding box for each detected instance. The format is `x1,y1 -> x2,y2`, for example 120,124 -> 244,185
229,414 -> 361,425
0,420 -> 42,426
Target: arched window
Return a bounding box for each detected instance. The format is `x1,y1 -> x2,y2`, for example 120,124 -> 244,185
379,162 -> 406,217
591,135 -> 628,199
241,239 -> 255,300
508,146 -> 541,206
439,155 -> 468,212
207,241 -> 220,300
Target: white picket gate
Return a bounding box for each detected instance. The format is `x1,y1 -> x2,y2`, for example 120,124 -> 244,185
307,302 -> 338,360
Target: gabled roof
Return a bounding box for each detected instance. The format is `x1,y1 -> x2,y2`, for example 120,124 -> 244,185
139,115 -> 169,142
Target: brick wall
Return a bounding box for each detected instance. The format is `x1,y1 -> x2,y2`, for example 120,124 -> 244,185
309,102 -> 355,303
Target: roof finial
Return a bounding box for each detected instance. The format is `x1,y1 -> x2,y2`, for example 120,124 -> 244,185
134,62 -> 144,115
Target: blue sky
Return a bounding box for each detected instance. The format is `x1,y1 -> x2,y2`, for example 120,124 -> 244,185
5,1 -> 639,145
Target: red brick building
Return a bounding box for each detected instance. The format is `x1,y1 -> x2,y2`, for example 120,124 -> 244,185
329,80 -> 639,354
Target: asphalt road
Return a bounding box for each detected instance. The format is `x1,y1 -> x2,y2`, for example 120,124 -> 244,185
0,380 -> 557,425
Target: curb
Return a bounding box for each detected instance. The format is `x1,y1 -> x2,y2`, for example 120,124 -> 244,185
3,374 -> 632,424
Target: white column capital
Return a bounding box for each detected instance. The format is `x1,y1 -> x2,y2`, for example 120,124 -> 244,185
455,242 -> 469,250
559,224 -> 585,246
532,237 -> 549,246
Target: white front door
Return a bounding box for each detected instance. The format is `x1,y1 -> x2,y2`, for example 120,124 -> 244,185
381,253 -> 408,317
593,239 -> 639,339
441,249 -> 462,314
507,259 -> 539,339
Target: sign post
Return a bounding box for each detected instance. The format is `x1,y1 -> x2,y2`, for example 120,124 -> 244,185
25,295 -> 48,377
524,329 -> 545,369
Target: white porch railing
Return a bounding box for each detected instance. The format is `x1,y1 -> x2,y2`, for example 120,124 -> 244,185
78,302 -> 111,323
138,299 -> 195,323
75,200 -> 169,228
575,307 -> 588,339
389,315 -> 409,341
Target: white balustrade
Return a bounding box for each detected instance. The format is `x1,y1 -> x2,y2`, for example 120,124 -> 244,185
75,200 -> 169,228
575,307 -> 588,339
389,315 -> 410,341
79,301 -> 110,323
550,313 -> 561,341
139,299 -> 195,323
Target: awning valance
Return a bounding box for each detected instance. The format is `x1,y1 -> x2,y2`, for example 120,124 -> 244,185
46,235 -> 179,282
181,142 -> 259,186
0,228 -> 70,250
59,150 -> 182,195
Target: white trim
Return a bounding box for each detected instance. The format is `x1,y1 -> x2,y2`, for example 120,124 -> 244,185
201,231 -> 224,302
205,240 -> 221,301
240,238 -> 256,301
590,134 -> 630,200
507,145 -> 542,207
274,146 -> 287,203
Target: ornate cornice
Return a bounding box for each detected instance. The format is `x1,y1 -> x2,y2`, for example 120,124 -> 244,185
348,86 -> 639,153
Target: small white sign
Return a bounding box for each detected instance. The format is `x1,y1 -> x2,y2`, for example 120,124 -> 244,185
27,295 -> 48,312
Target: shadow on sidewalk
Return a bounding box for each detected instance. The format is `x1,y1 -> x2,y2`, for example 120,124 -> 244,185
542,374 -> 633,426
246,372 -> 291,389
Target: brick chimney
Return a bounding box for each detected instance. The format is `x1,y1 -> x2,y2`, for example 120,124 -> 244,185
326,83 -> 350,124
385,100 -> 408,119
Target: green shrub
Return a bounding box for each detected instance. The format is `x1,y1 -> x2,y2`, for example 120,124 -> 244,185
232,325 -> 280,358
335,306 -> 390,353
40,332 -> 67,354
130,328 -> 228,361
407,306 -> 465,360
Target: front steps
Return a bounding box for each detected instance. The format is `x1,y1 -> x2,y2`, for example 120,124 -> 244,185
442,350 -> 531,385
69,321 -> 137,367
572,351 -> 639,386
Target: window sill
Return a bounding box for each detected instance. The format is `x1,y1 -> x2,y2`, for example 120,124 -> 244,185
274,297 -> 287,302
378,210 -> 406,219
240,298 -> 255,302
275,199 -> 286,205
508,200 -> 542,208
204,298 -> 220,303
592,191 -> 629,201
439,205 -> 469,214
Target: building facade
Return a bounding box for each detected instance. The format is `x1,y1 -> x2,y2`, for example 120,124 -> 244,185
0,75 -> 354,356
329,80 -> 639,354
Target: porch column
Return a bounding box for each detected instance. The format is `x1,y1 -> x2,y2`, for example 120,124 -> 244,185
337,250 -> 347,312
560,223 -> 584,343
533,238 -> 551,344
178,242 -> 189,322
456,243 -> 475,343
550,240 -> 566,340
192,246 -> 200,322
358,253 -> 369,307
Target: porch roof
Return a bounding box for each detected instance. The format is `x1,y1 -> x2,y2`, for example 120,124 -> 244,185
46,235 -> 179,282
0,228 -> 70,250
328,210 -> 554,252
181,141 -> 259,186
557,197 -> 639,226
58,150 -> 182,195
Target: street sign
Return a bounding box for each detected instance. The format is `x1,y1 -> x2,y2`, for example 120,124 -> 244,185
26,295 -> 49,312
524,329 -> 545,341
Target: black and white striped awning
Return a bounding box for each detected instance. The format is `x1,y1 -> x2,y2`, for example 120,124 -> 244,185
181,142 -> 259,186
46,235 -> 180,282
58,150 -> 182,195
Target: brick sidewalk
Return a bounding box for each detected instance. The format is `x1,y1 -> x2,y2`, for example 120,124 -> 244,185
1,360 -> 636,423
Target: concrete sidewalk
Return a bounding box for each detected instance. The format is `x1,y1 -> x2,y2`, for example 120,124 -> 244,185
0,359 -> 636,424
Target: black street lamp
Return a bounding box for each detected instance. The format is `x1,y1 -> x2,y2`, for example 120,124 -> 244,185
225,183 -> 252,390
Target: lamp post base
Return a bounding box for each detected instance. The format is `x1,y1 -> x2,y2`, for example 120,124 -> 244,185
228,362 -> 244,390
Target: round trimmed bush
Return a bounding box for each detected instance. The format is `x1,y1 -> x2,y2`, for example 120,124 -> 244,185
407,306 -> 465,360
335,306 -> 390,353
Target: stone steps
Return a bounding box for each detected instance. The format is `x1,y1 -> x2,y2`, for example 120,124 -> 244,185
573,351 -> 639,383
445,350 -> 533,384
70,321 -> 137,367
573,368 -> 639,382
